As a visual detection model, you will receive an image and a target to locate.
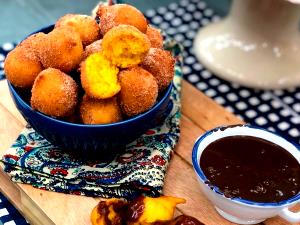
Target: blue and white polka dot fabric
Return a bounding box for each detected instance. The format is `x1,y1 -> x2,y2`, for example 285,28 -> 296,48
0,43 -> 26,225
145,0 -> 300,145
0,43 -> 15,80
0,193 -> 28,225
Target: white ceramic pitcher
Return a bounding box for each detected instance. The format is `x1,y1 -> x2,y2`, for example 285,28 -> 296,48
194,0 -> 300,89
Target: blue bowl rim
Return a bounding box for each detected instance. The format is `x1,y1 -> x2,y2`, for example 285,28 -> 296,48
192,124 -> 300,207
8,80 -> 173,128
8,24 -> 174,128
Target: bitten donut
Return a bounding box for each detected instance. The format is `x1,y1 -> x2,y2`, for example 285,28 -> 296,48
82,39 -> 102,61
31,68 -> 78,117
38,27 -> 83,73
90,196 -> 186,225
80,95 -> 122,124
102,25 -> 150,68
55,14 -> 101,46
80,52 -> 120,99
119,67 -> 158,117
140,48 -> 175,92
97,4 -> 148,35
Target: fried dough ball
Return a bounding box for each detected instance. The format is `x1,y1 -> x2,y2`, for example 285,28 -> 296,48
38,27 -> 83,73
55,14 -> 100,46
146,26 -> 163,49
19,32 -> 47,57
119,67 -> 158,117
97,4 -> 148,35
80,52 -> 120,99
31,68 -> 78,117
102,25 -> 150,68
82,39 -> 102,60
80,95 -> 122,124
140,48 -> 175,92
90,196 -> 186,225
128,196 -> 186,225
4,32 -> 46,88
4,46 -> 43,89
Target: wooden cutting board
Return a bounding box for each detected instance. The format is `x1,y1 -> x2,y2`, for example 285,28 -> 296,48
0,79 -> 298,225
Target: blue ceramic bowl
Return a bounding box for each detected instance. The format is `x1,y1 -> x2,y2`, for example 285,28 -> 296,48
7,25 -> 173,157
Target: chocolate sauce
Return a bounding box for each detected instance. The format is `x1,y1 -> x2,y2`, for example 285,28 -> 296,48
124,196 -> 145,222
200,136 -> 300,203
96,197 -> 145,225
97,200 -> 127,225
171,215 -> 204,225
97,201 -> 112,225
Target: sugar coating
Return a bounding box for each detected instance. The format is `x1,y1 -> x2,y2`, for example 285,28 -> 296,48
31,68 -> 78,117
55,14 -> 101,46
97,4 -> 148,35
80,95 -> 122,124
4,44 -> 43,89
146,26 -> 163,49
82,39 -> 102,61
38,27 -> 83,73
119,66 -> 158,116
140,48 -> 175,92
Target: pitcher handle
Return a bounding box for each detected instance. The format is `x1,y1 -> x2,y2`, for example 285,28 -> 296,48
279,207 -> 300,223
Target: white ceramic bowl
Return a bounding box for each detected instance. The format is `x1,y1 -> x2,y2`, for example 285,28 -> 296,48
192,125 -> 300,224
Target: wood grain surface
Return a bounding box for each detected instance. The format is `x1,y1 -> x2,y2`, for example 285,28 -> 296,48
0,79 -> 299,225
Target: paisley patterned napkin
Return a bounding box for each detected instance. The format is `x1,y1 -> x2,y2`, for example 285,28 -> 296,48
1,41 -> 183,199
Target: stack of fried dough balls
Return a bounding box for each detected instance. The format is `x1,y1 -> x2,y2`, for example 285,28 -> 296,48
4,3 -> 175,125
